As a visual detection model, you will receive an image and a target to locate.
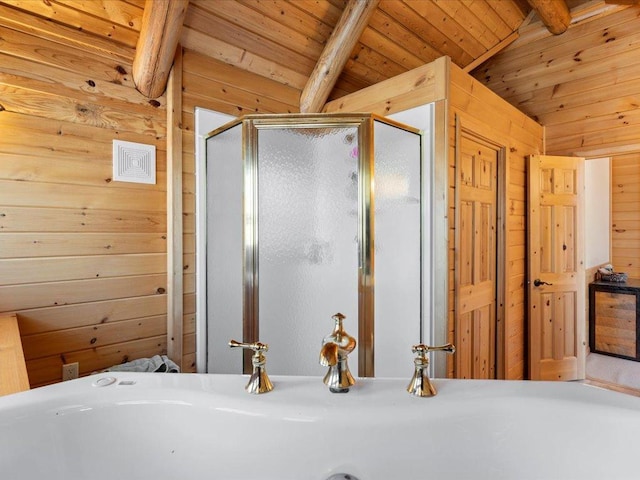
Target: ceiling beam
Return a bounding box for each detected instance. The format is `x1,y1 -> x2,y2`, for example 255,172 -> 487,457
526,0 -> 571,34
133,0 -> 189,99
300,0 -> 380,113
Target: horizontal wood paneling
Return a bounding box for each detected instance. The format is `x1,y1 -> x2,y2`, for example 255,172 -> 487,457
326,57 -> 542,380
1,233 -> 166,258
475,6 -> 640,157
2,254 -> 166,284
611,154 -> 640,279
180,0 -> 527,105
450,62 -> 543,380
17,295 -> 167,335
26,336 -> 167,387
0,0 -> 168,386
0,0 -> 545,382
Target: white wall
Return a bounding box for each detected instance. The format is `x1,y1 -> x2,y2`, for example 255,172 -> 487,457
584,157 -> 610,268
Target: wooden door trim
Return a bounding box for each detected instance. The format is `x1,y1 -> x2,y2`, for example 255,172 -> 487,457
454,114 -> 507,379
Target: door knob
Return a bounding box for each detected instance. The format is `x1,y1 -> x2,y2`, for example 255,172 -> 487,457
533,279 -> 553,287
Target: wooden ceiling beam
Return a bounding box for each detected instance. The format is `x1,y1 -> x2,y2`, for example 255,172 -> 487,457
526,0 -> 571,34
133,0 -> 189,99
300,0 -> 380,113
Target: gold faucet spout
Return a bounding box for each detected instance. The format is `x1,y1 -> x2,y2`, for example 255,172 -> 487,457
319,342 -> 339,367
320,313 -> 356,392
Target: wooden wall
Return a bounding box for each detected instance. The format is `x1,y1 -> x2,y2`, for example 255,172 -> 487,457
475,6 -> 640,158
611,153 -> 640,279
326,57 -> 543,379
448,63 -> 543,379
0,1 -> 169,387
0,1 -> 302,387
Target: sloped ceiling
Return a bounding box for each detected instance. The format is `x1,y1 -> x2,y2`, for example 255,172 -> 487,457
181,0 -> 533,102
0,0 -> 629,115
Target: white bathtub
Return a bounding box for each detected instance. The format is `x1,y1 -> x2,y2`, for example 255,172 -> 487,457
1,374 -> 639,480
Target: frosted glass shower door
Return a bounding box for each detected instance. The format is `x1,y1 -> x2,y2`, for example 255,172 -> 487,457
373,119 -> 422,377
257,127 -> 360,376
206,123 -> 243,373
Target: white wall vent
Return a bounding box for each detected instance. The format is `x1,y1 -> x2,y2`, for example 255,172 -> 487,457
112,140 -> 156,184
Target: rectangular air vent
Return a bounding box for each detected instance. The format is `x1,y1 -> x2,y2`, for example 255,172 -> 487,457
112,140 -> 156,184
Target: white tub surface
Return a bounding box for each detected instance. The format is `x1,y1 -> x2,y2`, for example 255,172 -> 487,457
1,374 -> 640,480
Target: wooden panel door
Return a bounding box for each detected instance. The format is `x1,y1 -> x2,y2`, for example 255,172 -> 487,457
455,134 -> 498,379
529,155 -> 585,380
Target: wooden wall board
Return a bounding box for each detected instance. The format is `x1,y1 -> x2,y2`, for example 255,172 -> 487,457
324,56 -> 448,113
0,53 -> 163,109
0,153 -> 167,191
0,314 -> 30,396
378,1 -> 472,66
22,315 -> 167,360
2,253 -> 166,285
185,3 -> 317,74
0,274 -> 167,312
611,153 -> 640,279
0,25 -> 135,88
0,116 -> 167,160
0,83 -> 165,135
475,6 -> 640,157
26,335 -> 167,387
180,26 -> 308,90
0,179 -> 167,211
0,6 -> 171,384
449,62 -> 543,379
0,209 -> 166,233
182,50 -> 300,108
0,232 -> 167,259
0,0 -> 140,47
17,295 -> 167,335
0,2 -> 136,62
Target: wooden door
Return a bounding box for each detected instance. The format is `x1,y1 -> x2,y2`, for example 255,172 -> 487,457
455,134 -> 499,379
529,154 -> 585,381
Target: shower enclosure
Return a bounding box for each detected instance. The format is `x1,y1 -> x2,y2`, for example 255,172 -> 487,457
205,114 -> 424,377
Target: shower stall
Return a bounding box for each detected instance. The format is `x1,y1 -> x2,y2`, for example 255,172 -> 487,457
205,113 -> 426,378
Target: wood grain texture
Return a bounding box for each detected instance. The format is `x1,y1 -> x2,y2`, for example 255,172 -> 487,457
0,2 -> 171,386
475,5 -> 640,157
611,153 -> 640,278
133,0 -> 188,98
449,63 -> 544,379
526,0 -> 571,34
166,45 -> 183,368
0,314 -> 30,396
327,57 -> 543,379
300,0 -> 379,112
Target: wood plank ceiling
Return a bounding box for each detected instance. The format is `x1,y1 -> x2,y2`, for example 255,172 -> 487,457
181,0 -> 533,105
6,0 -> 631,118
0,0 -> 540,107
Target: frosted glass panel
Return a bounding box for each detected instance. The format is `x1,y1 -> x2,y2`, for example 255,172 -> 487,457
206,124 -> 243,373
390,104 -> 434,349
373,120 -> 422,377
257,127 -> 359,375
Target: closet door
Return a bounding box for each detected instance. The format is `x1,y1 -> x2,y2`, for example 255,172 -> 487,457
528,154 -> 585,381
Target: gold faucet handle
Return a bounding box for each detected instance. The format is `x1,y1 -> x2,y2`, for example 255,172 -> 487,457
411,343 -> 456,361
229,339 -> 269,353
229,339 -> 273,394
